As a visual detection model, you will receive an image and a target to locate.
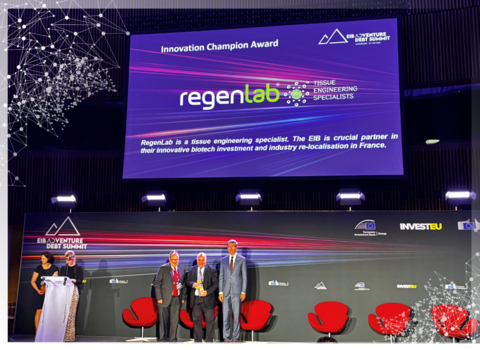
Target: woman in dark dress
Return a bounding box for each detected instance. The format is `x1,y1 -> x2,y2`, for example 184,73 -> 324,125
59,250 -> 84,342
30,251 -> 59,333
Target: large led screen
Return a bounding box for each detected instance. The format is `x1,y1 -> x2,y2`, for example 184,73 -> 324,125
123,18 -> 403,179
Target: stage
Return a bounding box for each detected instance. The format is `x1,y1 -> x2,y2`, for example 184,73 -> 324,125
12,211 -> 479,343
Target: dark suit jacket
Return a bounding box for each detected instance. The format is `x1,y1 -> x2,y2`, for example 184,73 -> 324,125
187,264 -> 218,309
154,263 -> 186,307
59,264 -> 84,286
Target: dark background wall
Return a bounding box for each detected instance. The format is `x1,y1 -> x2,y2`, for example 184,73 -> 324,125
7,143 -> 478,222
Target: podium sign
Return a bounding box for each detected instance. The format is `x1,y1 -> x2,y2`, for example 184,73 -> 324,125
35,277 -> 74,342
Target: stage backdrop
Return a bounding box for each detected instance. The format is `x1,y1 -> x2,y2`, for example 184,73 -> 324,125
14,211 -> 475,342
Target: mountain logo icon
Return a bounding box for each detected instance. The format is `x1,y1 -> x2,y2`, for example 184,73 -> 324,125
314,282 -> 327,290
45,216 -> 80,236
319,29 -> 348,45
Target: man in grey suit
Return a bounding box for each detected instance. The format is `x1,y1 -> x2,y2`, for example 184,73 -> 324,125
153,251 -> 186,342
219,239 -> 247,342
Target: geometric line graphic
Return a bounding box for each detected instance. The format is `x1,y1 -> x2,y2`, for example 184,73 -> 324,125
318,28 -> 348,45
396,252 -> 480,343
45,216 -> 80,236
1,1 -> 129,186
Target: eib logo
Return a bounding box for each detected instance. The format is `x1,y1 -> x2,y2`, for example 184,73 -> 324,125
180,84 -> 280,110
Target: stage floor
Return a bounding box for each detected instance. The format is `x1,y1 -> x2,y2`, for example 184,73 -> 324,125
8,335 -> 200,342
8,335 -> 266,342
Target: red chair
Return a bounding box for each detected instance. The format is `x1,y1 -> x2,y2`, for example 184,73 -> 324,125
240,300 -> 272,342
180,305 -> 219,330
368,303 -> 411,342
122,297 -> 158,342
308,301 -> 349,337
431,304 -> 478,342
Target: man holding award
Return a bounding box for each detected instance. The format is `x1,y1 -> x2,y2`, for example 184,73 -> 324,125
187,252 -> 219,342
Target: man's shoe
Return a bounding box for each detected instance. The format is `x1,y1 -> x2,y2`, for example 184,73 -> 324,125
157,339 -> 167,342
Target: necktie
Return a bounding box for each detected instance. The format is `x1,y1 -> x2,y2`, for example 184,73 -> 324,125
172,268 -> 179,297
230,256 -> 233,273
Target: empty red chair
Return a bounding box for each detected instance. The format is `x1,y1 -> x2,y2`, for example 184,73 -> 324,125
180,307 -> 195,329
180,305 -> 219,329
122,297 -> 158,342
308,301 -> 349,337
368,303 -> 411,342
431,304 -> 478,342
240,300 -> 272,342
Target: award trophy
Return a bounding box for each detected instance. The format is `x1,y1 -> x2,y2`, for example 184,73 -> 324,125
197,279 -> 204,295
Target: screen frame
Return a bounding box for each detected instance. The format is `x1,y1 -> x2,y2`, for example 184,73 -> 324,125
120,15 -> 408,183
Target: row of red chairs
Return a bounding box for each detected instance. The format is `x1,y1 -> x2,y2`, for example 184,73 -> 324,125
122,298 -> 478,342
309,301 -> 478,343
122,298 -> 271,342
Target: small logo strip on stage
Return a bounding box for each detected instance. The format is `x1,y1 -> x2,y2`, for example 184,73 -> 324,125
268,280 -> 289,286
445,284 -> 468,290
354,220 -> 387,237
397,284 -> 417,289
354,282 -> 370,291
109,279 -> 128,284
457,218 -> 480,232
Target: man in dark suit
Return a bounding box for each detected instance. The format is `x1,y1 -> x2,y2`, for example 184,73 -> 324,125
153,250 -> 186,342
187,252 -> 219,342
219,239 -> 247,342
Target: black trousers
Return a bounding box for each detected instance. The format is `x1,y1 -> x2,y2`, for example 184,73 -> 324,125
158,296 -> 181,341
192,296 -> 215,342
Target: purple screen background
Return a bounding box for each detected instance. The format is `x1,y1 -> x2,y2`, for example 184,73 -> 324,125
123,18 -> 403,179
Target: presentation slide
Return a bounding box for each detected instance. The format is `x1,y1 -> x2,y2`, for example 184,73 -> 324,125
123,18 -> 403,179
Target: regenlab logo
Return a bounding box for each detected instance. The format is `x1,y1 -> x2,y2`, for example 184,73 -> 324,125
180,84 -> 280,110
268,280 -> 289,286
314,282 -> 327,290
354,282 -> 370,291
457,219 -> 480,232
45,216 -> 80,236
318,29 -> 348,45
354,220 -> 387,236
